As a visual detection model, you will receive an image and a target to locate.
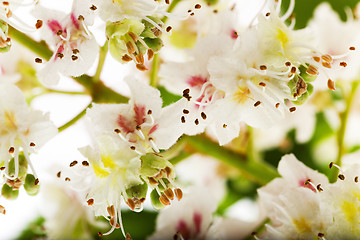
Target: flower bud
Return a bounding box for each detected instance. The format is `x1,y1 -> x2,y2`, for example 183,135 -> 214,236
140,17 -> 163,39
150,189 -> 165,210
126,181 -> 148,199
24,174 -> 40,196
7,153 -> 28,179
1,183 -> 19,200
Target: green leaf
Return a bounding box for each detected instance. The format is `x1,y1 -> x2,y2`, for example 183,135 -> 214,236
157,86 -> 182,107
16,216 -> 47,240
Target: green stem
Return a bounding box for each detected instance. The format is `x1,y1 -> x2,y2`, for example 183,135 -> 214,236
58,103 -> 92,132
9,26 -> 53,60
184,135 -> 279,185
162,0 -> 182,23
330,80 -> 360,182
169,151 -> 192,165
93,42 -> 108,82
47,89 -> 87,95
149,54 -> 160,87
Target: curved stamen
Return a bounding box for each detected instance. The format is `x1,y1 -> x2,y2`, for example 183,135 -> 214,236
280,0 -> 295,21
143,16 -> 170,36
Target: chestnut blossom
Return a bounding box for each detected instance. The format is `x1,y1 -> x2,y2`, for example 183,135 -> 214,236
87,77 -> 184,154
0,82 -> 57,189
33,0 -> 98,85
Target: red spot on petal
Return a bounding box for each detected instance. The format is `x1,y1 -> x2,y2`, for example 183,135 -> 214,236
149,124 -> 158,135
193,212 -> 202,234
54,44 -> 64,60
186,75 -> 208,89
299,178 -> 316,192
176,220 -> 191,240
230,29 -> 238,39
117,115 -> 134,134
71,13 -> 80,29
47,20 -> 63,35
134,104 -> 146,126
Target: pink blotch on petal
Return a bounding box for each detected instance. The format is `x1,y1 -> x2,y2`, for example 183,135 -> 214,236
299,178 -> 316,192
193,212 -> 202,235
71,13 -> 80,29
134,104 -> 146,126
149,124 -> 158,135
47,20 -> 63,35
117,115 -> 134,134
186,75 -> 208,89
176,220 -> 191,240
230,29 -> 238,39
54,44 -> 64,60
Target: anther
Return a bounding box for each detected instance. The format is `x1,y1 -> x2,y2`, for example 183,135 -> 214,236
329,162 -> 333,169
254,101 -> 261,107
340,62 -> 347,67
8,147 -> 14,154
266,12 -> 270,17
321,54 -> 333,63
201,112 -> 207,120
135,54 -> 144,65
349,46 -> 356,51
35,58 -> 42,63
318,233 -> 325,238
130,146 -> 136,150
194,119 -> 199,125
174,188 -> 183,200
114,129 -> 121,134
259,82 -> 266,87
147,49 -> 154,61
223,124 -> 227,128
136,125 -> 141,130
322,61 -> 331,68
166,26 -> 172,32
195,4 -> 201,9
0,167 -> 5,171
126,233 -> 133,240
57,53 -> 64,59
71,55 -> 78,61
126,199 -> 135,210
78,15 -> 85,21
82,161 -> 89,166
72,49 -> 79,54
122,54 -> 132,62
165,0 -> 169,4
355,176 -> 359,183
259,65 -> 267,70
181,116 -> 186,123
313,56 -> 320,62
164,188 -> 174,200
338,174 -> 345,180
148,177 -> 158,185
65,177 -> 70,181
136,64 -> 147,71
69,161 -> 78,167
90,4 -> 97,10
0,205 -> 5,215
34,178 -> 39,185
289,107 -> 296,112
285,61 -> 291,67
107,205 -> 115,217
316,184 -> 323,192
159,193 -> 171,205
164,166 -> 172,178
98,232 -> 103,237
57,171 -> 61,178
183,89 -> 190,95
291,66 -> 297,74
35,20 -> 43,29
56,30 -> 63,36
306,65 -> 318,75
87,198 -> 94,206
147,110 -> 152,115
275,103 -> 280,108
30,142 -> 36,147
183,109 -> 189,114
327,79 -> 335,91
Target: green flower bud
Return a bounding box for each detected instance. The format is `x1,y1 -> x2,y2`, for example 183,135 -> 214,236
7,153 -> 28,179
126,181 -> 148,199
24,174 -> 40,196
143,38 -> 163,52
140,153 -> 173,178
0,20 -> 10,53
1,183 -> 19,200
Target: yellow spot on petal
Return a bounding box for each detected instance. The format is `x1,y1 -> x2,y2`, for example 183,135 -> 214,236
4,111 -> 17,130
293,217 -> 312,234
101,154 -> 116,169
233,86 -> 251,104
93,164 -> 110,178
277,28 -> 289,49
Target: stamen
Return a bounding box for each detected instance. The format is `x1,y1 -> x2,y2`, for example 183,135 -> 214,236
0,205 -> 5,214
159,193 -> 171,205
327,79 -> 335,91
135,129 -> 146,140
289,107 -> 296,112
57,171 -> 61,178
355,176 -> 359,183
316,184 -> 323,192
304,179 -> 318,193
69,160 -> 78,167
149,138 -> 160,153
164,188 -> 174,200
174,188 -> 183,200
82,161 -> 89,166
87,199 -> 94,205
254,101 -> 261,107
201,112 -> 207,120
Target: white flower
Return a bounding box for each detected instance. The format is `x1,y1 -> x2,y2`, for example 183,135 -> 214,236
41,183 -> 104,239
87,77 -> 184,154
77,135 -> 143,236
33,0 -> 98,85
91,0 -> 168,23
309,3 -> 360,84
0,82 -> 57,183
